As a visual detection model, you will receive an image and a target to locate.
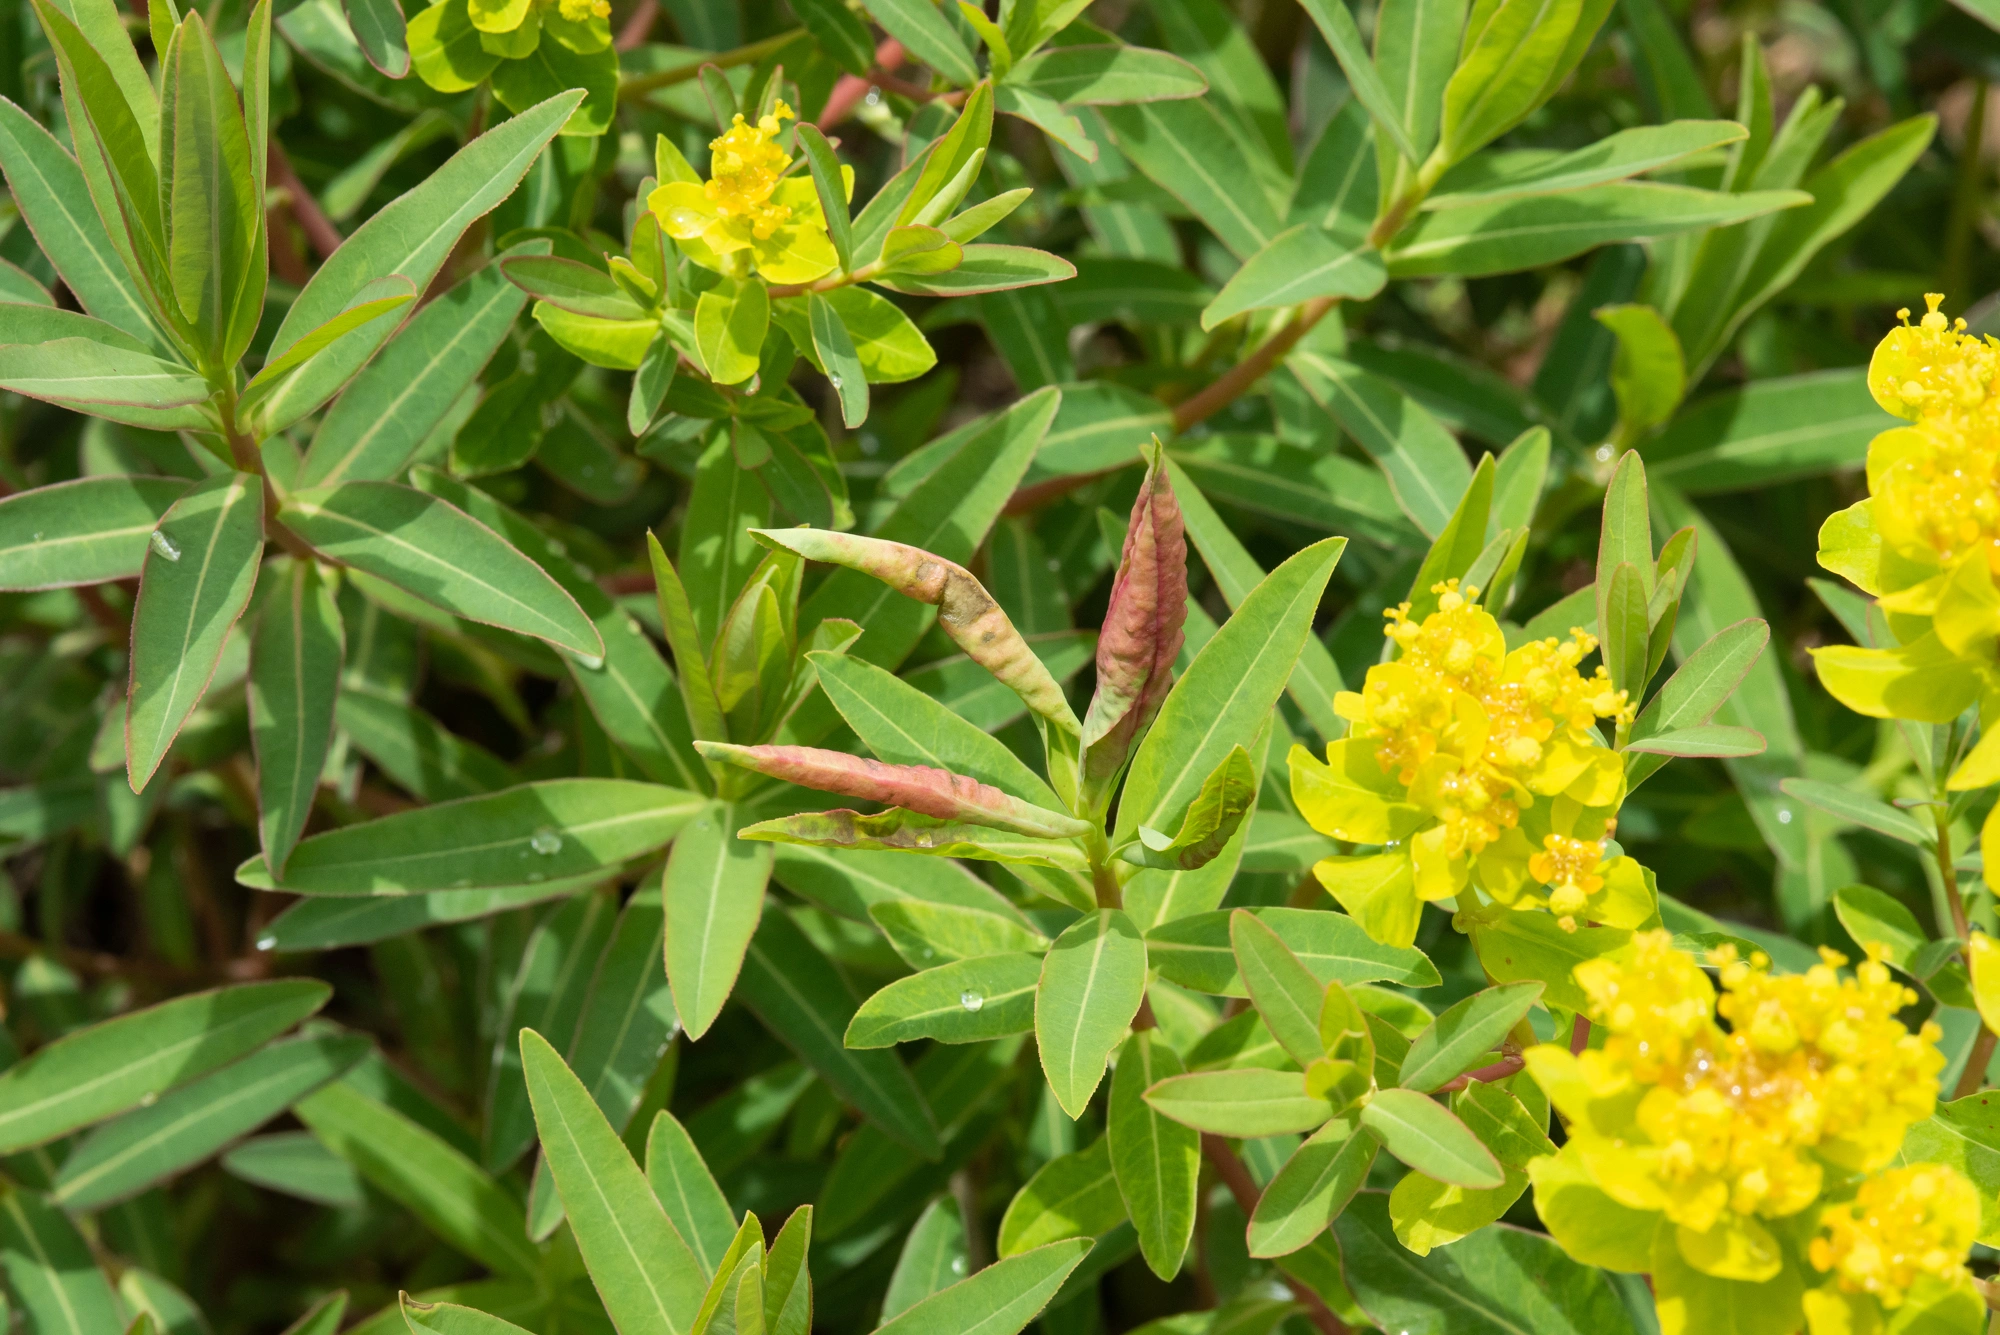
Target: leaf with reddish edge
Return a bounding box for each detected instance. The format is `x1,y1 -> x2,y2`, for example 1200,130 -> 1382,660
750,528 -> 1080,733
1083,439 -> 1186,783
696,741 -> 1092,840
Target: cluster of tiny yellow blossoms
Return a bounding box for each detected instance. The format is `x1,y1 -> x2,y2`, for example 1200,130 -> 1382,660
1345,582 -> 1630,864
704,103 -> 796,241
548,0 -> 608,21
1867,294 -> 2000,575
1809,1165 -> 1980,1308
1572,931 -> 1944,1229
1531,824 -> 1614,922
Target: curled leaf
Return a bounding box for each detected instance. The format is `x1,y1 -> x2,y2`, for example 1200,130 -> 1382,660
1121,744 -> 1254,870
1082,441 -> 1186,779
751,527 -> 1080,732
697,741 -> 1092,840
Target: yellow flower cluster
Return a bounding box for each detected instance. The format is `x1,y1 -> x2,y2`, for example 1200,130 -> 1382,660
1550,933 -> 1944,1229
1808,1165 -> 1979,1309
648,102 -> 840,285
1294,583 -> 1641,945
703,106 -> 798,240
551,0 -> 609,21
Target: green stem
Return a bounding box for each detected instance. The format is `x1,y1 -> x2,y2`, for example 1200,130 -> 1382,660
619,28 -> 804,98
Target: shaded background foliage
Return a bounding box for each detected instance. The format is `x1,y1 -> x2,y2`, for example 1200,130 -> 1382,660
1,0 -> 1998,1329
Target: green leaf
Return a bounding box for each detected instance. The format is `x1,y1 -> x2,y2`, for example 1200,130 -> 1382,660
400,1297 -> 536,1335
664,801 -> 773,1040
997,1136 -> 1126,1255
793,125 -> 854,273
644,1112 -> 737,1280
52,1033 -> 368,1211
159,11 -> 265,368
1037,910 -> 1150,1118
222,1131 -> 366,1209
278,481 -> 602,657
263,89 -> 582,423
1595,304 -> 1686,437
1357,1089 -> 1503,1188
1397,982 -> 1540,1092
874,244 -> 1075,297
297,1077 -> 539,1278
695,276 -> 767,385
1106,1031 -> 1198,1280
1335,1191 -> 1640,1334
0,978 -> 328,1154
883,1198 -> 968,1320
847,953 -> 1043,1048
1116,538 -> 1344,846
345,0 -> 409,76
0,1186 -> 123,1333
234,779 -> 704,893
1293,0 -> 1420,161
1645,368 -> 1885,494
502,255 -> 646,321
1390,1081 -> 1551,1255
879,1240 -> 1092,1335
1437,0 -> 1584,165
871,900 -> 1048,967
1426,120 -> 1748,208
1405,453 -> 1494,620
1288,352 -> 1470,538
0,475 -> 187,590
1386,184 -> 1810,279
406,0 -> 501,91
0,99 -> 170,351
126,470 -> 265,791
489,36 -> 618,138
261,882 -> 588,952
809,292 -> 868,428
1005,45 -> 1208,103
737,908 -> 942,1155
1145,907 -> 1439,996
302,250 -> 536,487
1624,618 -> 1768,790
862,0 -> 978,86
249,560 -> 344,878
521,1030 -> 705,1334
0,338 -> 214,427
1231,909 -> 1329,1069
1601,561 -> 1648,698
1125,746 -> 1256,872
1201,225 -> 1386,330
1777,778 -> 1930,846
1142,1068 -> 1333,1136
1246,1116 -> 1377,1258
1621,724 -> 1765,758
1831,883 -> 1927,969
1469,913 -> 1630,1012
1098,99 -> 1283,259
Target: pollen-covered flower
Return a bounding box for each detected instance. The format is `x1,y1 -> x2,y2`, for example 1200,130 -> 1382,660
1809,1165 -> 1978,1308
1527,932 -> 1944,1241
1813,293 -> 2000,809
648,102 -> 840,285
1291,582 -> 1638,946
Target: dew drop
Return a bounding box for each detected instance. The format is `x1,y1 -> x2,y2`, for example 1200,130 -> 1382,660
139,1091 -> 157,1107
959,991 -> 984,1012
574,652 -> 605,670
255,934 -> 277,952
529,826 -> 563,855
828,373 -> 843,389
950,1256 -> 967,1275
1776,806 -> 1793,825
914,831 -> 934,848
30,532 -> 42,543
149,529 -> 181,562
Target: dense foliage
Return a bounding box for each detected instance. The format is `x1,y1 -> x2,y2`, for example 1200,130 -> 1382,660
4,0 -> 2000,1332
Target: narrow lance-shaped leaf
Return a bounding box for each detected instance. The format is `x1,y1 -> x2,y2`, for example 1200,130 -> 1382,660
1037,910 -> 1149,1118
1083,439 -> 1186,784
1107,1030 -> 1198,1280
751,527 -> 1081,733
872,1239 -> 1093,1335
697,742 -> 1092,841
662,800 -> 773,1041
249,560 -> 344,879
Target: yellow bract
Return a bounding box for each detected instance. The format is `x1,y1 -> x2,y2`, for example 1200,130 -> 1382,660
647,103 -> 839,285
1292,583 -> 1636,944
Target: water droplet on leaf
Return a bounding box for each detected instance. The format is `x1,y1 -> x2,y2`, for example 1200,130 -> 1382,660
829,373 -> 843,389
529,827 -> 563,855
150,530 -> 181,561
959,991 -> 983,1012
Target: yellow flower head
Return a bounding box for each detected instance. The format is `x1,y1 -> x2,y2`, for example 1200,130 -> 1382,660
1337,582 -> 1631,864
1531,824 -> 1611,925
1540,932 -> 1945,1233
704,103 -> 797,240
1868,294 -> 2000,422
1809,1164 -> 1979,1309
549,0 -> 609,21
647,101 -> 839,285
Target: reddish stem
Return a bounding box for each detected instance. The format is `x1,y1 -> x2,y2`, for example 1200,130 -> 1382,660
1437,1052 -> 1525,1093
614,0 -> 656,50
266,138 -> 342,262
1569,1013 -> 1591,1055
812,39 -> 906,128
